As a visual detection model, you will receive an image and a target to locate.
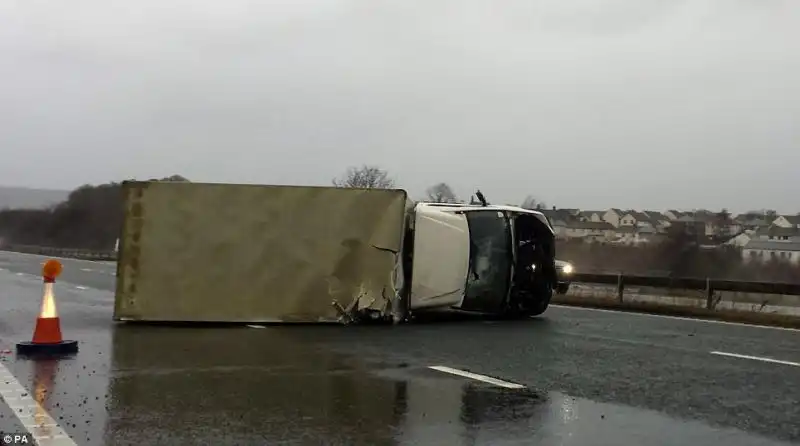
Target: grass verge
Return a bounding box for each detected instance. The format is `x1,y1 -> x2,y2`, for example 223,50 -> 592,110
553,293 -> 800,329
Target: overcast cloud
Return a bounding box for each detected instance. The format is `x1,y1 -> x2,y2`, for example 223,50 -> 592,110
1,0 -> 798,212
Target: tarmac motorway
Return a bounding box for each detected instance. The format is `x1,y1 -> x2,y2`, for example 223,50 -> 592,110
0,250 -> 799,445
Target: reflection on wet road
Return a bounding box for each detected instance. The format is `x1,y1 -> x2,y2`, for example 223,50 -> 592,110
1,251 -> 799,445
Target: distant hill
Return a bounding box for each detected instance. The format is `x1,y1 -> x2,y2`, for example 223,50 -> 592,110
0,186 -> 70,210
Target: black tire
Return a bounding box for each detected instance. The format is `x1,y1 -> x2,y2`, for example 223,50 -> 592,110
526,280 -> 553,316
556,283 -> 570,295
505,280 -> 553,318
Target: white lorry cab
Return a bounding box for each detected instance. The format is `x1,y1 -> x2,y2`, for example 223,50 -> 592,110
402,199 -> 557,318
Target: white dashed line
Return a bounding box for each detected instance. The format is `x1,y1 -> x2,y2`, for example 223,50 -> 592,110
75,286 -> 88,290
246,325 -> 266,329
428,366 -> 526,389
710,351 -> 800,368
0,363 -> 78,446
552,304 -> 800,333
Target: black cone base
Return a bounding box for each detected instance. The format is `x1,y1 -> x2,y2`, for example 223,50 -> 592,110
16,340 -> 78,357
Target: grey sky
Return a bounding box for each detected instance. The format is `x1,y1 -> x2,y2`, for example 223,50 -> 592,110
1,0 -> 798,213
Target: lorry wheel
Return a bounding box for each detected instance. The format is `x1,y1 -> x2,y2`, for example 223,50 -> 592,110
526,281 -> 553,316
505,281 -> 553,319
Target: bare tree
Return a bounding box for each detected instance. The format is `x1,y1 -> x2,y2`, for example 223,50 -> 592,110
149,174 -> 189,182
660,222 -> 699,278
332,165 -> 396,189
425,183 -> 458,203
521,195 -> 547,210
765,209 -> 778,223
713,208 -> 732,238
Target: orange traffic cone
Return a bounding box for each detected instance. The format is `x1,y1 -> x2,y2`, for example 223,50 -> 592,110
16,259 -> 78,356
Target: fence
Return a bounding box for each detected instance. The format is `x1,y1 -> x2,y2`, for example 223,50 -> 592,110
569,272 -> 800,307
0,244 -> 117,261
562,272 -> 800,326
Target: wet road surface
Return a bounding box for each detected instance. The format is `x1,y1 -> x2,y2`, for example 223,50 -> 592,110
0,250 -> 799,445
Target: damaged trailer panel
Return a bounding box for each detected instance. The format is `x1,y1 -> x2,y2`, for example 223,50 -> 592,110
114,181 -> 409,323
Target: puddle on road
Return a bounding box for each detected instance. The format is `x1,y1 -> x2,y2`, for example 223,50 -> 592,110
0,325 -> 794,446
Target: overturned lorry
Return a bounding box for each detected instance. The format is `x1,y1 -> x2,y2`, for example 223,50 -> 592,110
113,181 -> 556,324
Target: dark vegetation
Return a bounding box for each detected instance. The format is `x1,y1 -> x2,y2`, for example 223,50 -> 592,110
0,175 -> 188,250
1,165 -> 797,283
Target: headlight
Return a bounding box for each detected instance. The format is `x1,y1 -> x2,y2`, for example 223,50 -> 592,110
562,263 -> 573,274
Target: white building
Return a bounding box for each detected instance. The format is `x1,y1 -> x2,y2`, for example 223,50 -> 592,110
742,226 -> 800,264
742,240 -> 800,264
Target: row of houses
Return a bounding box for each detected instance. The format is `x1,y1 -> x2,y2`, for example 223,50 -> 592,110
538,208 -> 728,243
729,222 -> 800,265
537,206 -> 800,263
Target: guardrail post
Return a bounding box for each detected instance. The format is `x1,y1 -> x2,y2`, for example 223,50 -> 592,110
617,273 -> 624,302
705,278 -> 714,310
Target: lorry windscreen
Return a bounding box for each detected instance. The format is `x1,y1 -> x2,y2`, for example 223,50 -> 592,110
462,211 -> 513,312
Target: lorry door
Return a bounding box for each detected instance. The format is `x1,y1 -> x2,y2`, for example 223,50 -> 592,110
409,207 -> 470,310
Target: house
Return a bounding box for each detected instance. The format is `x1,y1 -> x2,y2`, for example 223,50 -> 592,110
560,209 -> 582,217
562,221 -> 615,242
664,210 -> 689,221
694,210 -> 718,235
609,225 -> 662,245
540,208 -> 580,227
773,215 -> 800,229
578,211 -> 604,223
643,210 -> 671,229
668,219 -> 706,238
724,222 -> 744,236
644,210 -> 667,220
550,219 -> 568,239
734,213 -> 771,230
742,240 -> 800,264
697,210 -> 742,237
618,211 -> 639,227
672,211 -> 726,236
725,230 -> 755,248
752,225 -> 800,242
619,211 -> 665,230
602,208 -> 625,227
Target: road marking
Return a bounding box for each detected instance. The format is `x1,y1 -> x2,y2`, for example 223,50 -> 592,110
75,286 -> 88,290
428,365 -> 526,389
552,304 -> 800,333
710,351 -> 800,367
0,363 -> 78,446
246,325 -> 266,329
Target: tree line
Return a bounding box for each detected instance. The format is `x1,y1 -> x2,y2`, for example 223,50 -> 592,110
0,175 -> 188,250
0,166 -> 477,249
